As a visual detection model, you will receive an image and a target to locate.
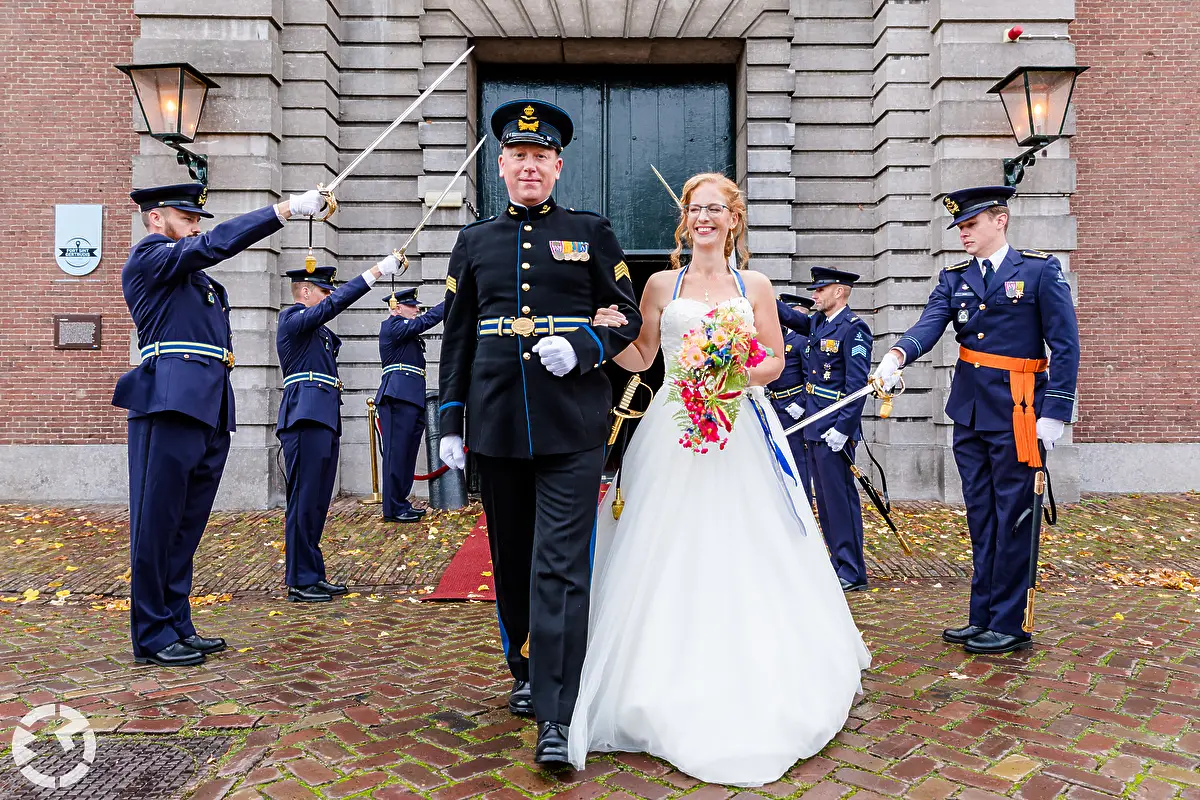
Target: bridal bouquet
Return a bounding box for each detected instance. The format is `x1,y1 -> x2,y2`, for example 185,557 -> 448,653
667,305 -> 771,454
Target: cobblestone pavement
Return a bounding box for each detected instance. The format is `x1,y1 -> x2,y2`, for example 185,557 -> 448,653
0,495 -> 1197,799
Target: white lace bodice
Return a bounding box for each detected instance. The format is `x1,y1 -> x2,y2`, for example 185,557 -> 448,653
659,295 -> 755,363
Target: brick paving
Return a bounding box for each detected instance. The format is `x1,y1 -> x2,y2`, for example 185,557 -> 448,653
0,495 -> 1197,798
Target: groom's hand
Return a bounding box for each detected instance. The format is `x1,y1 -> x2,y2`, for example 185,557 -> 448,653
593,304 -> 627,328
439,435 -> 466,471
531,337 -> 579,377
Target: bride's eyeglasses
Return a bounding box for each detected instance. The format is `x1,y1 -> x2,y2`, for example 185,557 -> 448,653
685,203 -> 729,217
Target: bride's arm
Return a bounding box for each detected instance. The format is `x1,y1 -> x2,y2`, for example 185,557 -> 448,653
609,271 -> 668,372
744,271 -> 786,386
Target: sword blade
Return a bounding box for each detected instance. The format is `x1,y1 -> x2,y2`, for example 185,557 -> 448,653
395,137 -> 487,255
325,47 -> 474,195
781,381 -> 877,437
650,164 -> 683,209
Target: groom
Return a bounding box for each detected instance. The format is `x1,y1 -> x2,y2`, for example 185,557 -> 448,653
438,100 -> 642,763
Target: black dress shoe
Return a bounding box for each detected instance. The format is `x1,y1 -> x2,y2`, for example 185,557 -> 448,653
965,630 -> 1033,654
288,585 -> 333,603
180,634 -> 226,654
534,721 -> 570,766
135,641 -> 205,667
942,624 -> 988,644
316,579 -> 348,596
839,577 -> 868,592
385,509 -> 426,523
508,680 -> 533,717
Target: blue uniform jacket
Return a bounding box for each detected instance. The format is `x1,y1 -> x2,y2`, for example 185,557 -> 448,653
113,206 -> 284,430
276,275 -> 372,435
894,248 -> 1079,430
375,302 -> 445,408
803,308 -> 872,442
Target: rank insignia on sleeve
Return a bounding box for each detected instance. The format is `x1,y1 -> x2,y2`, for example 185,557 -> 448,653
445,276 -> 457,294
613,260 -> 631,282
851,344 -> 869,359
549,241 -> 590,262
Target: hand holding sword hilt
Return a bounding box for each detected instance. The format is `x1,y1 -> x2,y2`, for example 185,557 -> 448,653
870,370 -> 905,419
389,249 -> 411,278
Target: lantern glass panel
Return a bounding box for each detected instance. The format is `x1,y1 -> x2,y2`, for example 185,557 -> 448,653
179,71 -> 208,141
130,67 -> 183,137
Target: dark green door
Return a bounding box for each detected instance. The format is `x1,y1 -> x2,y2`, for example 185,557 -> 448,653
478,68 -> 734,253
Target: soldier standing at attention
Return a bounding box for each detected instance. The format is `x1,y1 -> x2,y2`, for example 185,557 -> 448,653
873,186 -> 1079,654
375,289 -> 445,523
277,255 -> 401,603
770,292 -> 816,501
437,100 -> 642,763
803,267 -> 873,593
115,183 -> 328,666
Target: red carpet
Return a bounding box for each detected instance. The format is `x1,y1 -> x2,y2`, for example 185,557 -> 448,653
427,514 -> 495,601
428,484 -> 612,601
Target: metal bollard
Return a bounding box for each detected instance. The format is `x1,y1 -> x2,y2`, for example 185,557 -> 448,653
425,390 -> 466,509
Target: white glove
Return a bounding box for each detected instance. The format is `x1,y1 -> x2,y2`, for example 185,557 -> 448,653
785,402 -> 804,420
822,427 -> 849,453
872,350 -> 903,391
439,435 -> 466,471
1036,417 -> 1065,451
531,336 -> 578,377
289,190 -> 327,217
376,254 -> 402,276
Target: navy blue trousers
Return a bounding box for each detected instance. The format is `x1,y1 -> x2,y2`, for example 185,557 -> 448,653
953,423 -> 1037,638
474,445 -> 604,724
279,422 -> 340,587
379,399 -> 425,519
127,412 -> 230,657
808,439 -> 867,585
772,402 -> 813,503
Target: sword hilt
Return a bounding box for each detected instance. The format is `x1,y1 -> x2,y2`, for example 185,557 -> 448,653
390,249 -> 411,278
607,376 -> 649,445
314,184 -> 337,222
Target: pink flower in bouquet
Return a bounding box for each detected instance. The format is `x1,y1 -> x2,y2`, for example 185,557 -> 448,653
682,346 -> 705,369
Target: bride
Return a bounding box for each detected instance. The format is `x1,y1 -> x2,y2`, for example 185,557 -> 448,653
571,173 -> 871,786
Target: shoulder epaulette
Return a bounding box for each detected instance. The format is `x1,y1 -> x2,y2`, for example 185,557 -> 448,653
460,215 -> 495,232
945,260 -> 972,271
564,207 -> 605,220
1021,249 -> 1052,259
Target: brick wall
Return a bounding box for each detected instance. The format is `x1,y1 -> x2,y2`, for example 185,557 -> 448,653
0,1 -> 137,444
1071,3 -> 1200,442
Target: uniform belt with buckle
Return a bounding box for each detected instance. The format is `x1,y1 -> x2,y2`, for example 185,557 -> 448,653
382,364 -> 426,378
283,371 -> 343,391
768,384 -> 806,401
477,315 -> 592,338
139,341 -> 235,368
806,383 -> 844,401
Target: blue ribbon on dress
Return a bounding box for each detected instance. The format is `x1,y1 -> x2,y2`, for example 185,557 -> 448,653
748,394 -> 807,535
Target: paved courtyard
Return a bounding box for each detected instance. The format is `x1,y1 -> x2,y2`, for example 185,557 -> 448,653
0,494 -> 1197,799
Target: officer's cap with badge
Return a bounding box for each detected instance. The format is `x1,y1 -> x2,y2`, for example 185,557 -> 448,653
805,267 -> 860,290
490,99 -> 574,152
779,292 -> 815,310
285,265 -> 337,292
130,182 -> 214,219
383,288 -> 419,308
942,185 -> 1016,229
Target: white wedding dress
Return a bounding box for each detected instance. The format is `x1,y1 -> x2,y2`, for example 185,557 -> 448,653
567,269 -> 871,786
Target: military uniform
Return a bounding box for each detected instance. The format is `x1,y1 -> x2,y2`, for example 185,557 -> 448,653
892,186 -> 1079,652
375,289 -> 445,522
803,268 -> 872,590
768,295 -> 814,501
114,182 -> 284,665
439,100 -> 642,732
276,266 -> 373,599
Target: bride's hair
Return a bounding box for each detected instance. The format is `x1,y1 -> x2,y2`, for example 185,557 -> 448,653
669,172 -> 751,271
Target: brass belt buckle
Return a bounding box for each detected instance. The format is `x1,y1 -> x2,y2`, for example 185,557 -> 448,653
510,317 -> 536,337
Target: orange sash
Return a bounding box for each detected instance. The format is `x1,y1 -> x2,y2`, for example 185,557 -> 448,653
959,346 -> 1048,467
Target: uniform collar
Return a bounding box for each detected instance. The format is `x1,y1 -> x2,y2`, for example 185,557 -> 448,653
977,244 -> 1010,274
506,196 -> 556,221
824,305 -> 848,325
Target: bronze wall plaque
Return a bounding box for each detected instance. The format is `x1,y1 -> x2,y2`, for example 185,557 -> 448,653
54,314 -> 102,350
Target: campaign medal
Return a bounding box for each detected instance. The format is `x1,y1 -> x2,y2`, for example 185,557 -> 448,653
1005,280 -> 1025,299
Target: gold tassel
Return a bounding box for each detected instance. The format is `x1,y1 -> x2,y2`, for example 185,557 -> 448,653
612,488 -> 624,520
